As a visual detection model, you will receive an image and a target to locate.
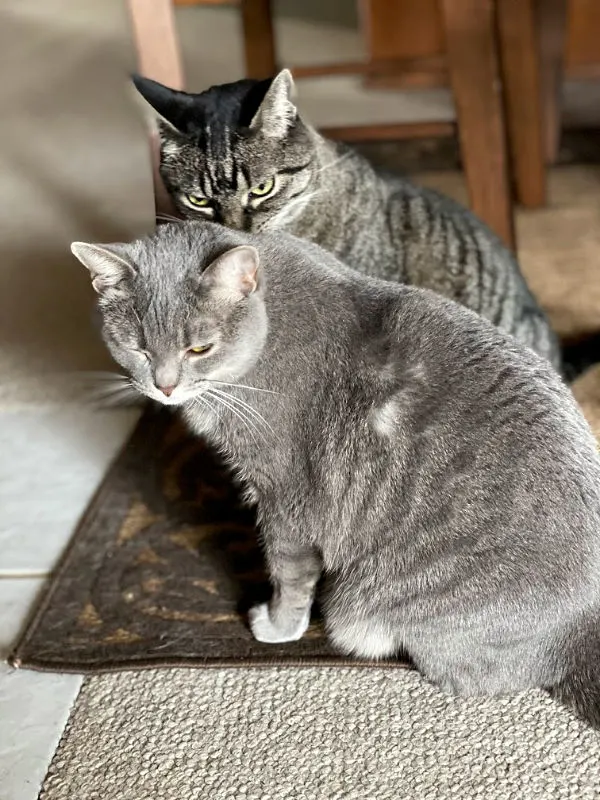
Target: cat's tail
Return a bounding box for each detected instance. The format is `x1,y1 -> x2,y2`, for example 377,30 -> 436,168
553,614 -> 600,729
561,331 -> 600,382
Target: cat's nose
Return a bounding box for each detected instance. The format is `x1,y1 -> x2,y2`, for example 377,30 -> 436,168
157,384 -> 175,397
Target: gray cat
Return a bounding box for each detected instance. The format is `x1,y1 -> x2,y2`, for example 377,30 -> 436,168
133,69 -> 597,379
72,220 -> 600,728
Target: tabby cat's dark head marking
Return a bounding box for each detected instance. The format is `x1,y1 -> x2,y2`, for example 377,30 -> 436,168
133,70 -> 315,231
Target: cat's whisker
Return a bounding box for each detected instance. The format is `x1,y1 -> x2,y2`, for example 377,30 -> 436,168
204,379 -> 281,396
204,389 -> 263,445
88,382 -> 133,397
193,393 -> 220,421
208,389 -> 275,439
313,151 -> 352,176
156,213 -> 182,224
87,377 -> 134,393
289,190 -> 320,210
207,389 -> 265,439
92,392 -> 141,409
68,370 -> 142,407
131,306 -> 143,328
268,190 -> 320,229
74,371 -> 130,383
206,392 -> 261,446
81,379 -> 142,408
208,388 -> 276,438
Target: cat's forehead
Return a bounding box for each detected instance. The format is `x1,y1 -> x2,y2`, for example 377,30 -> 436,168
185,122 -> 279,165
131,268 -> 190,324
132,283 -> 225,354
175,80 -> 270,161
130,222 -> 244,284
160,82 -> 311,189
128,276 -> 212,350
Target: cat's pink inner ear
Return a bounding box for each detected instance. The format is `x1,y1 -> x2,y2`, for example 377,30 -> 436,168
204,245 -> 259,299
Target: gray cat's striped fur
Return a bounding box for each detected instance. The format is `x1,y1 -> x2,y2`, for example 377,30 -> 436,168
133,70 -> 562,373
72,221 -> 600,728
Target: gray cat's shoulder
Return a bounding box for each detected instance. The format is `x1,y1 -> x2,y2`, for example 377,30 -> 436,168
253,228 -> 361,283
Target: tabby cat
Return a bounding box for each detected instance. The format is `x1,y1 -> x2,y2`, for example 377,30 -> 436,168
133,69 -> 595,379
72,220 -> 600,728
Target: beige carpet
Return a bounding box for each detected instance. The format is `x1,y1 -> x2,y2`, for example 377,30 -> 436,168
39,668 -> 600,799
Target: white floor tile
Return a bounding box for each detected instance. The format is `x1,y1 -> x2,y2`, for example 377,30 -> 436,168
0,665 -> 82,800
0,579 -> 83,800
0,408 -> 139,575
0,578 -> 47,658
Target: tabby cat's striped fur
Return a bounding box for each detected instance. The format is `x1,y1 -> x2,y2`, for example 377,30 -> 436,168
134,70 -> 563,370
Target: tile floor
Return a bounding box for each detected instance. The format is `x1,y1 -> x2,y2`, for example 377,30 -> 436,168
0,409 -> 139,800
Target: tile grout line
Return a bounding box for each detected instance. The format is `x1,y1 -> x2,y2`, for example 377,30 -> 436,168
0,573 -> 51,580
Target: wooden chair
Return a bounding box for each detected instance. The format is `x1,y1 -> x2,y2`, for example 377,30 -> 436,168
126,0 -> 517,249
495,0 -> 567,208
363,0 -> 569,212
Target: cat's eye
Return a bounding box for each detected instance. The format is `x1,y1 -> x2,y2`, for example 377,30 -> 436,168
186,194 -> 210,208
187,344 -> 213,356
249,177 -> 275,199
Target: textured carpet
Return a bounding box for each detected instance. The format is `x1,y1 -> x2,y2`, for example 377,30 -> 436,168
39,668 -> 600,799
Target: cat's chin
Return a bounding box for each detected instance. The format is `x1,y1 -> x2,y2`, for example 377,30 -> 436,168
142,389 -> 190,407
135,384 -> 207,408
153,397 -> 184,407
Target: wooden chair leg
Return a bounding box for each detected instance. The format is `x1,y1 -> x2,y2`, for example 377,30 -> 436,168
126,0 -> 184,218
440,0 -> 515,250
240,0 -> 277,79
537,0 -> 568,164
496,0 -> 546,208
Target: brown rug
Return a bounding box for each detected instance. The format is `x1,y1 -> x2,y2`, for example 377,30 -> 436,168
10,407 -> 403,672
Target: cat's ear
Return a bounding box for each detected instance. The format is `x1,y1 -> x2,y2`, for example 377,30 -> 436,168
71,242 -> 135,294
131,74 -> 192,143
250,69 -> 297,138
202,246 -> 260,300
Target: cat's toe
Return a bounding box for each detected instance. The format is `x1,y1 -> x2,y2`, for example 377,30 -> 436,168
248,603 -> 309,644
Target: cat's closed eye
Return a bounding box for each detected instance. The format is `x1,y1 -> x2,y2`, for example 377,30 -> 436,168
187,344 -> 213,357
126,347 -> 150,360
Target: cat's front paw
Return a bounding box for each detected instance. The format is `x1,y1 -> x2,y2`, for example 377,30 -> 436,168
248,602 -> 310,644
